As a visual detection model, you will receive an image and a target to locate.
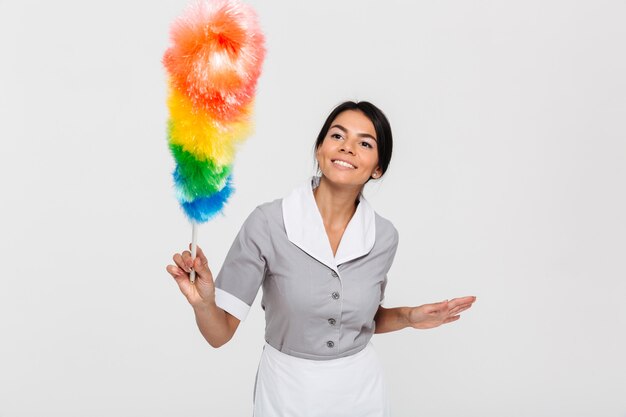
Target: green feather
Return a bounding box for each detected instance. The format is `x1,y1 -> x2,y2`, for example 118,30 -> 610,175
169,143 -> 232,202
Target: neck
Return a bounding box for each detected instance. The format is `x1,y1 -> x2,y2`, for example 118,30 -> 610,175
313,175 -> 362,229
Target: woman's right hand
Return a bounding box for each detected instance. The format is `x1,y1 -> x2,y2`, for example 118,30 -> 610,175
166,244 -> 241,348
166,244 -> 216,309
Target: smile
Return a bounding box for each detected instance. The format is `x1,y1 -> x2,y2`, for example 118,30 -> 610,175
332,159 -> 356,169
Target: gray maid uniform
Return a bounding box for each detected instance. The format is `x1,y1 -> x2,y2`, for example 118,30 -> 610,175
214,176 -> 399,417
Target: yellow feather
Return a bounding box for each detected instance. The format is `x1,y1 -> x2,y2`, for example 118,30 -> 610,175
166,86 -> 253,166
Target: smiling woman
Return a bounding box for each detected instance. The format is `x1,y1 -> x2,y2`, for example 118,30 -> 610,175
166,100 -> 476,417
314,101 -> 393,185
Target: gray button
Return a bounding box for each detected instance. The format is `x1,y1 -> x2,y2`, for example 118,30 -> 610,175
328,318 -> 336,326
331,291 -> 340,300
331,271 -> 339,278
326,341 -> 335,348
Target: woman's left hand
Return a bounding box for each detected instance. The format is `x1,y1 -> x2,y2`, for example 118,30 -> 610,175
407,296 -> 476,329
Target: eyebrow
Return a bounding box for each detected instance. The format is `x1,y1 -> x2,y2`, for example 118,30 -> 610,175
330,124 -> 377,142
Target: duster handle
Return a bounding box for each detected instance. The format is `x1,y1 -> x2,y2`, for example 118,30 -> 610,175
190,222 -> 198,283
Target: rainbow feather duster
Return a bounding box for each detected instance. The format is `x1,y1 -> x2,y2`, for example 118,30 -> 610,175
163,0 -> 265,280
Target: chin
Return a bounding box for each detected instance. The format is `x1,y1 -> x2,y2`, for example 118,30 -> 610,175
322,170 -> 367,188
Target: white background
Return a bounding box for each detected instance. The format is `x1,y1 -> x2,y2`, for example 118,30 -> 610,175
1,0 -> 625,416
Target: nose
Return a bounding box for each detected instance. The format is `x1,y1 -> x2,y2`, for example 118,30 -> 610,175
340,141 -> 355,155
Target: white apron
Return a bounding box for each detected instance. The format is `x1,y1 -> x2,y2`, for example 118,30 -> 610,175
253,342 -> 390,417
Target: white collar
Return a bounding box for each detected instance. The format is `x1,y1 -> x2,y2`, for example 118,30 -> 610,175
282,176 -> 376,272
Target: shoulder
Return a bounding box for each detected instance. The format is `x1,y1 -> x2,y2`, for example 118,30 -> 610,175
240,198 -> 283,234
248,198 -> 282,224
255,197 -> 282,216
374,211 -> 399,247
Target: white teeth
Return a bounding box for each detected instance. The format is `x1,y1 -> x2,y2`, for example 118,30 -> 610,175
333,160 -> 355,169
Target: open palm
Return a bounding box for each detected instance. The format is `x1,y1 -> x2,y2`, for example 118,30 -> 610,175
408,296 -> 476,329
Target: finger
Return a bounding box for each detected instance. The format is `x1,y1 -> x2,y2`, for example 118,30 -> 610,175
166,264 -> 191,286
166,264 -> 185,278
445,299 -> 474,314
173,253 -> 189,272
181,250 -> 193,271
425,300 -> 449,314
449,296 -> 477,308
449,304 -> 468,315
193,256 -> 213,282
167,265 -> 194,296
443,315 -> 460,324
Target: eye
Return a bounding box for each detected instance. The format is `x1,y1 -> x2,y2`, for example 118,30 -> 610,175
360,141 -> 373,148
331,133 -> 343,140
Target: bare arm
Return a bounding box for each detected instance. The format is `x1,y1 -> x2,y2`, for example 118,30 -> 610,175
192,300 -> 240,348
374,306 -> 411,333
374,296 -> 476,334
166,245 -> 240,348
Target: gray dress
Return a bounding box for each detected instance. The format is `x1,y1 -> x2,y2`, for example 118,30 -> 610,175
214,175 -> 399,360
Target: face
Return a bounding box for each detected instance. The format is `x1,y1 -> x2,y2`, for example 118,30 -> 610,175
316,110 -> 381,188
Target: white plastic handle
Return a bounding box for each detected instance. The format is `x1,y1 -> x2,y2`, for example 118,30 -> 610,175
190,222 -> 198,283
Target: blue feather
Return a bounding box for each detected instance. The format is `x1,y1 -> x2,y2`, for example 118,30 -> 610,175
178,176 -> 234,223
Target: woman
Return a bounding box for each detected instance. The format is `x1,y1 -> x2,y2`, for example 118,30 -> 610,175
166,101 -> 476,416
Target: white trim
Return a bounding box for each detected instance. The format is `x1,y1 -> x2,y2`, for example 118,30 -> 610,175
334,195 -> 376,266
281,176 -> 376,271
214,288 -> 250,321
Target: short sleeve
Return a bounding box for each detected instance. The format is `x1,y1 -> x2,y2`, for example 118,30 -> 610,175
380,226 -> 399,306
214,207 -> 272,321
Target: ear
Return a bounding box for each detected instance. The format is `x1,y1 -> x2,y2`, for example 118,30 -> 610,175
371,166 -> 382,178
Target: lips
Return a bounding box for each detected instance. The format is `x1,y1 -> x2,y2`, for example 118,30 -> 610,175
332,159 -> 356,169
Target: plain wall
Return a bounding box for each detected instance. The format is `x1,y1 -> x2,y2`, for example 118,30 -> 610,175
1,0 -> 625,416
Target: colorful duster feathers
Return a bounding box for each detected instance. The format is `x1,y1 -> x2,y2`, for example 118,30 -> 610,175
164,0 -> 265,223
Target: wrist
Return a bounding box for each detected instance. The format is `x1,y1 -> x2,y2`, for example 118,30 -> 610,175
400,306 -> 413,329
192,299 -> 218,315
